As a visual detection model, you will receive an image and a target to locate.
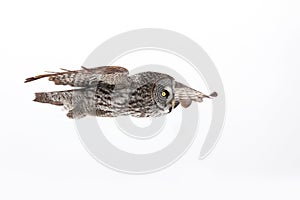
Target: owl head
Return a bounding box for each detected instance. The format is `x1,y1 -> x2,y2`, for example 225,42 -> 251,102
152,77 -> 178,113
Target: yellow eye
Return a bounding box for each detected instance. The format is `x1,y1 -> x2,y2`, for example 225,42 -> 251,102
161,91 -> 166,97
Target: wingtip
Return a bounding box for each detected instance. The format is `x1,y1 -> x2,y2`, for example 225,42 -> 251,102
24,73 -> 54,83
24,77 -> 35,83
209,92 -> 218,98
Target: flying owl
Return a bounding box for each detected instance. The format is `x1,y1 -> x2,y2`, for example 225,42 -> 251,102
25,66 -> 217,119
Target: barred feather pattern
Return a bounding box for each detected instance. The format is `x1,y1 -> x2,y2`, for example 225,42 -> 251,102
26,66 -> 217,119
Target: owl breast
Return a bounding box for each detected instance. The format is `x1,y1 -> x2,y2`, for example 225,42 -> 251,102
127,83 -> 159,117
90,82 -> 156,117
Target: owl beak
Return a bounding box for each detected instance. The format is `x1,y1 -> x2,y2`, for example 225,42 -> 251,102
171,99 -> 175,109
168,99 -> 175,113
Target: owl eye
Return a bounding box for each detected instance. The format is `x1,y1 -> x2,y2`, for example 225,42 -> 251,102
161,90 -> 169,98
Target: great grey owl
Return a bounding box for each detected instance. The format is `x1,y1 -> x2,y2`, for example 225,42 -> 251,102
25,66 -> 217,119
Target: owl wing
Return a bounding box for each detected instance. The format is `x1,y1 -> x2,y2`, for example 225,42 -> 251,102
174,82 -> 217,108
24,66 -> 129,87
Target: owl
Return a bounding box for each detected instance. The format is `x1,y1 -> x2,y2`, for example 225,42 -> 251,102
25,66 -> 217,119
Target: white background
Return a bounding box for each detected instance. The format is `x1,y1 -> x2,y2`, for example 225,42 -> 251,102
1,0 -> 300,199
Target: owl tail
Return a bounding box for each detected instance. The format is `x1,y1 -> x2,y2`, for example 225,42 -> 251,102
33,90 -> 73,107
33,90 -> 88,119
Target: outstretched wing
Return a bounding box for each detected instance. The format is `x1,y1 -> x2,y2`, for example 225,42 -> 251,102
24,66 -> 129,87
174,82 -> 217,108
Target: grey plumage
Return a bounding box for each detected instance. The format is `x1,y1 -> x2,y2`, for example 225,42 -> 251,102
25,66 -> 217,119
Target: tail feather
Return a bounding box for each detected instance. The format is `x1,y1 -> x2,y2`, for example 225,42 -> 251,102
33,90 -> 73,106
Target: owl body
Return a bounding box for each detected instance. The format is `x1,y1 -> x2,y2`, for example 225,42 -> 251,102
71,72 -> 175,118
25,66 -> 216,119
